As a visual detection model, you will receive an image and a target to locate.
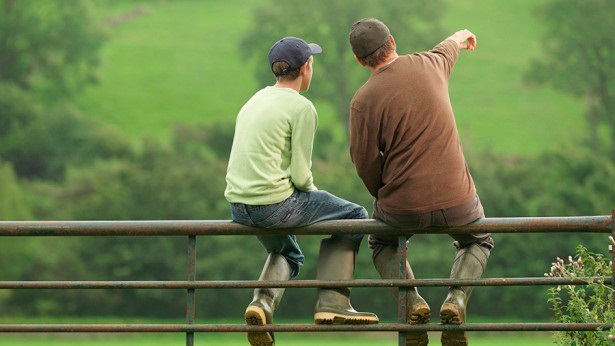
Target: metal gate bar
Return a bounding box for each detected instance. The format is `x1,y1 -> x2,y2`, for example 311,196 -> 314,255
0,215 -> 612,236
0,322 -> 611,332
0,277 -> 610,289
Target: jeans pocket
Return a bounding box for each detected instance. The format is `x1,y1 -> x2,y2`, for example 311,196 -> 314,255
267,206 -> 310,228
242,191 -> 312,228
246,202 -> 285,227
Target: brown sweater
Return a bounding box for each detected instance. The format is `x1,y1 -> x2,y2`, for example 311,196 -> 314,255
349,39 -> 476,214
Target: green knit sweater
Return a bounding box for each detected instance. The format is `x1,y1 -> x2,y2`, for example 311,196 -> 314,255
225,86 -> 318,205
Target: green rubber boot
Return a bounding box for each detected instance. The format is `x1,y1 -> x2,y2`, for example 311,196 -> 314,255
440,243 -> 489,346
373,244 -> 430,346
314,237 -> 379,325
245,253 -> 290,346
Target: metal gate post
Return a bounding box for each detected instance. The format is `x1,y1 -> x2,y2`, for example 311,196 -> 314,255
611,210 -> 615,309
186,235 -> 197,346
398,235 -> 407,346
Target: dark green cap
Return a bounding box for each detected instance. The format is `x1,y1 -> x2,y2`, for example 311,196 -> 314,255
349,18 -> 390,58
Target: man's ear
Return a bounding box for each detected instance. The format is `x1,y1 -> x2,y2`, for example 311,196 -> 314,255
354,55 -> 367,67
299,61 -> 308,75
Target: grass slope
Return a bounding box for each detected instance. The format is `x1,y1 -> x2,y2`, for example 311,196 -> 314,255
77,0 -> 585,156
78,0 -> 258,143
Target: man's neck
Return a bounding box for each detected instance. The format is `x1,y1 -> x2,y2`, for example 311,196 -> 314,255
369,52 -> 399,73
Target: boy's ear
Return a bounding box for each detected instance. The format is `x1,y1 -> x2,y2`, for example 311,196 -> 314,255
299,61 -> 308,75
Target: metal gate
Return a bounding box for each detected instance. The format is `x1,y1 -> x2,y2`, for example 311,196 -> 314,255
0,212 -> 613,345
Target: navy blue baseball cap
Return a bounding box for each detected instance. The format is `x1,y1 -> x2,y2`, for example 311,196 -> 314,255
268,37 -> 322,76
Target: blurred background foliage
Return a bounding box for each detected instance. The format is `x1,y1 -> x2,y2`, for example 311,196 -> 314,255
0,0 -> 614,322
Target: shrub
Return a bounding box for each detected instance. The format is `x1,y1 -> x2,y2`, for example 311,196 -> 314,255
546,239 -> 615,345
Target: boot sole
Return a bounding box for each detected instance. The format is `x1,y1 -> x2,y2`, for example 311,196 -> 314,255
407,304 -> 430,346
314,312 -> 379,325
440,303 -> 467,346
245,306 -> 274,346
440,302 -> 464,324
409,303 -> 431,324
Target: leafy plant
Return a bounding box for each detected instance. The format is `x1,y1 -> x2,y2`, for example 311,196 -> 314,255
545,239 -> 615,345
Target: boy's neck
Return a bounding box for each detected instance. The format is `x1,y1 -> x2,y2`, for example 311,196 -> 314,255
273,78 -> 302,92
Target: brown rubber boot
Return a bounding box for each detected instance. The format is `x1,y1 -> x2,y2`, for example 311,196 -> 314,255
373,244 -> 430,346
245,253 -> 290,346
313,237 -> 379,325
440,243 -> 489,346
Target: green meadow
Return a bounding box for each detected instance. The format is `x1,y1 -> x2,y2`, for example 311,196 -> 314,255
76,0 -> 586,157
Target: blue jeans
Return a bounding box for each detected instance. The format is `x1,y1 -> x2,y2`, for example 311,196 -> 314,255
230,189 -> 368,278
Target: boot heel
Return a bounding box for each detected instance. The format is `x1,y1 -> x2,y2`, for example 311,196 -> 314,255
409,301 -> 431,324
440,303 -> 468,346
245,305 -> 274,346
245,305 -> 266,325
407,301 -> 430,346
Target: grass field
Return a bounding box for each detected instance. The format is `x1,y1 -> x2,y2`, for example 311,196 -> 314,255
77,0 -> 586,157
0,332 -> 555,346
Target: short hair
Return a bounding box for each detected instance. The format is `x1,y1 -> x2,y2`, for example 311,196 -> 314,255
272,61 -> 300,81
360,38 -> 394,68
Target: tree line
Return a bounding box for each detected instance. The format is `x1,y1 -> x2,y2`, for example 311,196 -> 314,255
1,0 -> 614,321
